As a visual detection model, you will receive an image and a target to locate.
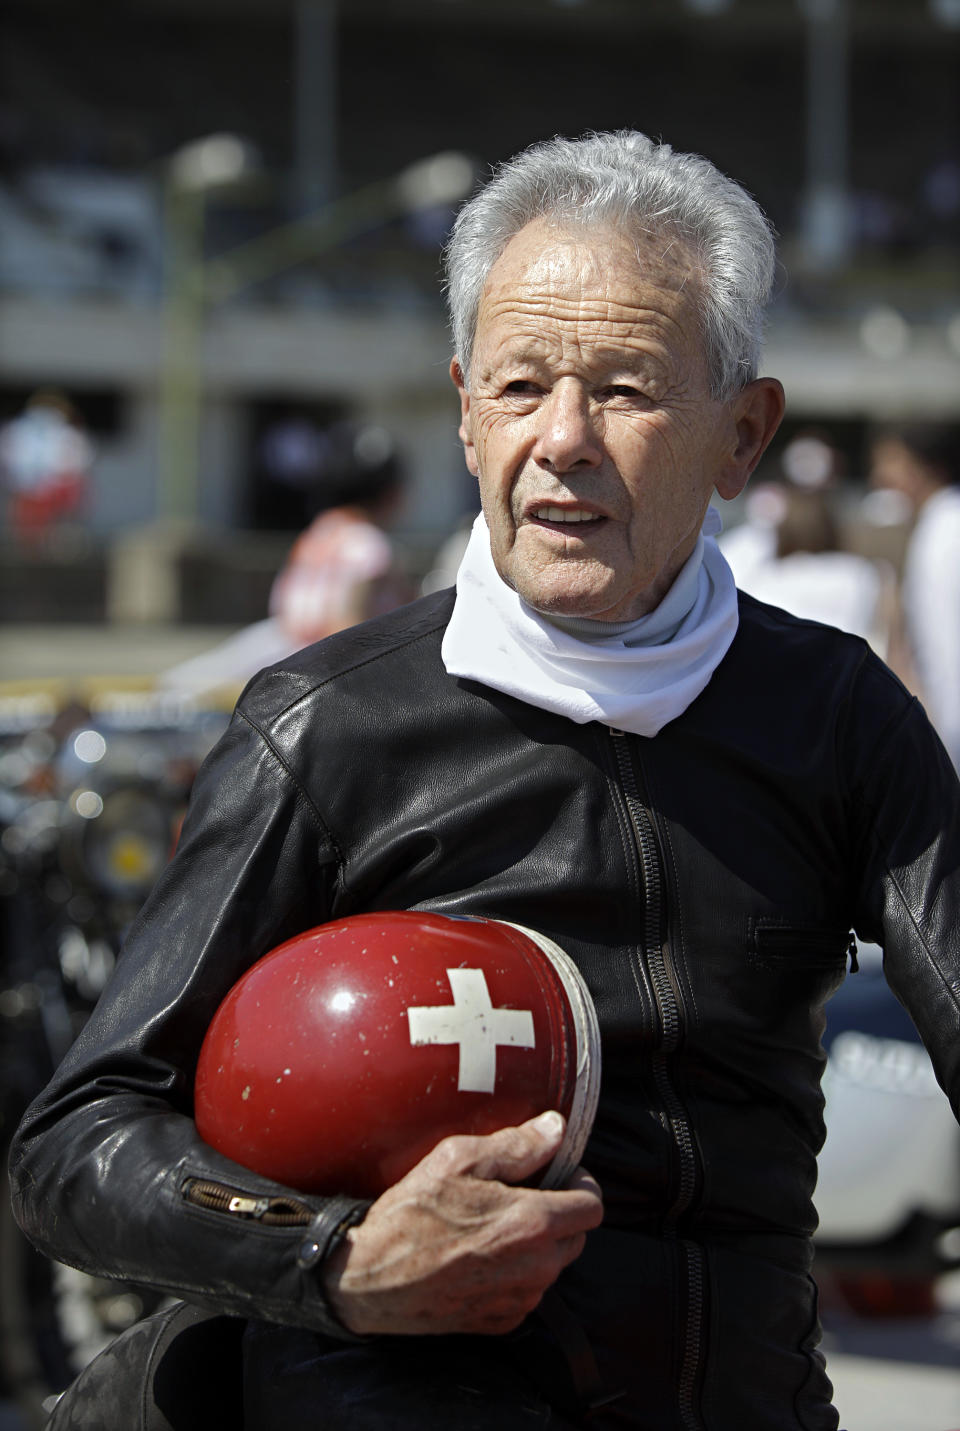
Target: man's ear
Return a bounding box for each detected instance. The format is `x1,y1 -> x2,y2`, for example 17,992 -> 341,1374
715,377 -> 785,500
450,358 -> 480,478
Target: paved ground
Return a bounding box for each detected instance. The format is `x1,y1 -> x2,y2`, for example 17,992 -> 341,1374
822,1283 -> 960,1430
829,1351 -> 960,1430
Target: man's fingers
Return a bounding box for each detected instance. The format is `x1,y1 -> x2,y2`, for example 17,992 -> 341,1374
439,1109 -> 566,1184
324,1119 -> 603,1338
421,1117 -> 604,1235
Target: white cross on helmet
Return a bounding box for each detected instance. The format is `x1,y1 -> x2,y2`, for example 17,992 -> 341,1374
407,967 -> 536,1093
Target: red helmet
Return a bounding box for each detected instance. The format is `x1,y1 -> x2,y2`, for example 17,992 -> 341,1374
194,910 -> 600,1199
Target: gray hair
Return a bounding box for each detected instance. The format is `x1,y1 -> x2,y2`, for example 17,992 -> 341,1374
443,130 -> 777,401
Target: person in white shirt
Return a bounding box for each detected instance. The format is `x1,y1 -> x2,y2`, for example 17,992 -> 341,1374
869,423 -> 960,771
720,434 -> 891,655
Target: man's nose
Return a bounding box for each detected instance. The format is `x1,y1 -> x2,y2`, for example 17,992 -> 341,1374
532,384 -> 603,472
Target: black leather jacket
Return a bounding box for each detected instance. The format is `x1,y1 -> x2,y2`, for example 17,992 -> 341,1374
10,589 -> 960,1430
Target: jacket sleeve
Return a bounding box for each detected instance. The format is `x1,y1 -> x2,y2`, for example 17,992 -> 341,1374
844,654 -> 960,1122
8,697 -> 370,1337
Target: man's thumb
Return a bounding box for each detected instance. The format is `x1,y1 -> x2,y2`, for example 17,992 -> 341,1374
467,1110 -> 566,1183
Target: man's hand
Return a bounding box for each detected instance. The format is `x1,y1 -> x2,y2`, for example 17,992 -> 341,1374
321,1109 -> 603,1336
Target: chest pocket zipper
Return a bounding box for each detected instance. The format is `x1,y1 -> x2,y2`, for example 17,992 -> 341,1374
751,921 -> 857,972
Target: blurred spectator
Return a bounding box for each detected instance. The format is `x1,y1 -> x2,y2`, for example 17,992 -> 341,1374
715,480 -> 779,584
162,423 -> 413,697
269,423 -> 412,645
0,390 -> 93,541
719,430 -> 843,582
720,432 -> 892,653
869,422 -> 960,771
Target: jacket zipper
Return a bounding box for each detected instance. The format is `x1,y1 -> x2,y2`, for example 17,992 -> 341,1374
610,728 -> 705,1431
182,1176 -> 315,1227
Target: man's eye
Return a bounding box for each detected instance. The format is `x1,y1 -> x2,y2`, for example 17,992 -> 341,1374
602,384 -> 643,399
503,380 -> 540,395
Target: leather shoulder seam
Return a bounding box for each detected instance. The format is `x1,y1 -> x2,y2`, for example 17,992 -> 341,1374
242,612 -> 450,726
234,706 -> 346,869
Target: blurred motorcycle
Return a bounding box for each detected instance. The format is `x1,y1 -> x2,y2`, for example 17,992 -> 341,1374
0,683 -> 228,1429
815,941 -> 960,1319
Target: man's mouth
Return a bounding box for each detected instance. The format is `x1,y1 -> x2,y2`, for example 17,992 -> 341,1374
531,506 -> 604,525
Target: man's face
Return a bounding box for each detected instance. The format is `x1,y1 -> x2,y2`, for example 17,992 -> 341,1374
453,218 -> 780,622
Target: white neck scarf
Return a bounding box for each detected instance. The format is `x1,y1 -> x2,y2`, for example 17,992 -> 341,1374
441,508 -> 738,737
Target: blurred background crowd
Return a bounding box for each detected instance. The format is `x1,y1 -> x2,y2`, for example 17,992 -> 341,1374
0,0 -> 958,713
0,3 -> 959,1426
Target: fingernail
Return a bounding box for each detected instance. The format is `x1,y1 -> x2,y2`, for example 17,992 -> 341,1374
533,1110 -> 564,1138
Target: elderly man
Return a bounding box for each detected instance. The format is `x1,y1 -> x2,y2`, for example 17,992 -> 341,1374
11,132 -> 960,1431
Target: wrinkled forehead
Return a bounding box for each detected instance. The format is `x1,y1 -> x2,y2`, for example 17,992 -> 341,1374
483,216 -> 701,304
473,217 -> 706,370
